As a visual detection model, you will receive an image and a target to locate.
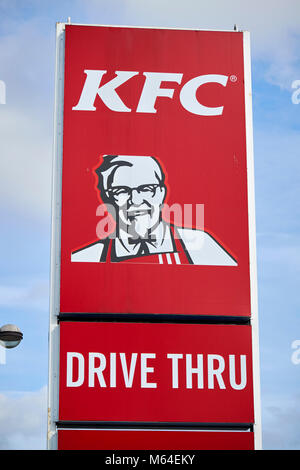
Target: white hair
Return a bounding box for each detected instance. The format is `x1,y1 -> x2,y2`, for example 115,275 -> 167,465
95,155 -> 165,195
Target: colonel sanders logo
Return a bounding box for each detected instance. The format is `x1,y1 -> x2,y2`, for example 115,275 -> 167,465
71,155 -> 237,266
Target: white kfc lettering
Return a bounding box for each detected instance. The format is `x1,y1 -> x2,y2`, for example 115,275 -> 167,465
180,74 -> 228,115
72,70 -> 229,115
136,72 -> 183,113
72,70 -> 139,111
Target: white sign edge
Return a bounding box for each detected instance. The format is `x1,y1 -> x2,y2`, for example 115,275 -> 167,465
60,20 -> 241,33
243,31 -> 262,450
47,22 -> 65,450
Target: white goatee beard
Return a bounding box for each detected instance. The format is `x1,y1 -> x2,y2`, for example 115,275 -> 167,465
128,215 -> 152,238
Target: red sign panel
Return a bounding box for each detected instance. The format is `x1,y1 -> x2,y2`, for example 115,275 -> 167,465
59,322 -> 254,423
58,429 -> 254,450
59,25 -> 251,316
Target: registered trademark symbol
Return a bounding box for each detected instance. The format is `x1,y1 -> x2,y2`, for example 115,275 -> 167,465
230,75 -> 238,82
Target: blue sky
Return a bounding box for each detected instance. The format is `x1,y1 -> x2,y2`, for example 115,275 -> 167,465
0,0 -> 299,449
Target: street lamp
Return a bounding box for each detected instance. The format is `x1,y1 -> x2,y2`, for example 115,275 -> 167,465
0,324 -> 23,349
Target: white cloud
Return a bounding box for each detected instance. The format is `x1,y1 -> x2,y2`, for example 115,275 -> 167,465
0,280 -> 49,311
262,393 -> 300,449
0,387 -> 47,449
119,0 -> 299,48
85,0 -> 300,89
0,107 -> 52,220
257,233 -> 300,275
0,14 -> 54,221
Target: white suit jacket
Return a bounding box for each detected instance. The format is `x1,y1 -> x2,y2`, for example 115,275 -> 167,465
71,225 -> 237,266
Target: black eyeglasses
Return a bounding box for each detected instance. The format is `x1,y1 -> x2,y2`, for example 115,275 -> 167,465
107,184 -> 162,200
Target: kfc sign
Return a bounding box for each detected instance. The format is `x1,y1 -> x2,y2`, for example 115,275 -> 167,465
59,25 -> 251,316
48,23 -> 261,451
72,71 -> 229,115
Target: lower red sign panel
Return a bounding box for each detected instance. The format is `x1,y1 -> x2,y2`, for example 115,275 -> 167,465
59,322 -> 254,423
57,429 -> 254,450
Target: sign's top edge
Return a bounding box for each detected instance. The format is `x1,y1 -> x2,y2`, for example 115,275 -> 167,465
56,22 -> 248,33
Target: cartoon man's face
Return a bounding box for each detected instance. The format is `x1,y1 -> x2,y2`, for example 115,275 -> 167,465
105,157 -> 166,238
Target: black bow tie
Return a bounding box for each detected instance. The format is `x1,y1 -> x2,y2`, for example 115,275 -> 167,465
128,236 -> 157,255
